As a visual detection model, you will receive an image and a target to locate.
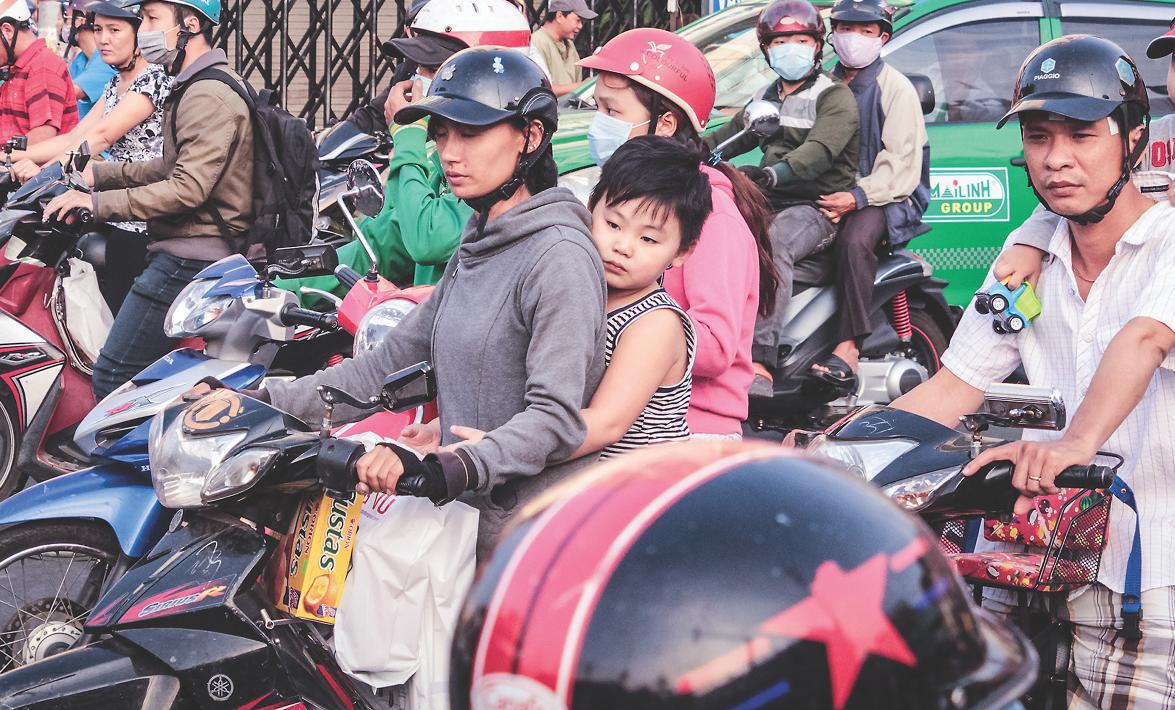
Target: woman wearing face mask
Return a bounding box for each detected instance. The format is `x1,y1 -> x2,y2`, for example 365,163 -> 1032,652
12,0 -> 171,312
704,0 -> 861,399
281,0 -> 535,299
811,0 -> 930,390
578,28 -> 780,439
246,48 -> 607,558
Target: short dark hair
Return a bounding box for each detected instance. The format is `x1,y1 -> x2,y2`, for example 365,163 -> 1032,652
588,135 -> 712,252
175,5 -> 213,43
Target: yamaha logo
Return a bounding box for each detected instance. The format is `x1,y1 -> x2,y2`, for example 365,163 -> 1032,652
207,674 -> 234,702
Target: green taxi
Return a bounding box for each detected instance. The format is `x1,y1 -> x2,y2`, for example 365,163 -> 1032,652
553,0 -> 1175,305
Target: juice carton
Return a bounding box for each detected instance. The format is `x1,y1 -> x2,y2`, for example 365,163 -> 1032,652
273,489 -> 364,624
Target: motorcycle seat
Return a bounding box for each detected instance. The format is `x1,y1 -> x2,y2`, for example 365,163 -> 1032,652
75,230 -> 111,270
948,486 -> 1111,594
791,237 -> 898,293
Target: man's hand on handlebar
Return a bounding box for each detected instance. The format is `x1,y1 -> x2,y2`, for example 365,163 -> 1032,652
43,189 -> 92,224
961,438 -> 1099,515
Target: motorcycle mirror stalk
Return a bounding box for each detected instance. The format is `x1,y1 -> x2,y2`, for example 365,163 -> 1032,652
960,382 -> 1066,456
707,100 -> 780,167
314,361 -> 436,435
1,134 -> 25,166
340,159 -> 385,282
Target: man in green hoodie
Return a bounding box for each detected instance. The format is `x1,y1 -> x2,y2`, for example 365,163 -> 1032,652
282,29 -> 472,298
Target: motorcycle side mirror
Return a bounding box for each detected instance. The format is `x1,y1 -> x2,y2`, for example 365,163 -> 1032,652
975,382 -> 1067,431
74,141 -> 91,173
265,243 -> 339,279
345,159 -> 384,217
744,100 -> 781,138
379,362 -> 436,413
905,74 -> 936,116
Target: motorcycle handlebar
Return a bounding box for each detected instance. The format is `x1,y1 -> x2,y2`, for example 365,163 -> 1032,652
1054,464 -> 1116,489
281,305 -> 339,331
335,264 -> 362,289
316,436 -> 434,498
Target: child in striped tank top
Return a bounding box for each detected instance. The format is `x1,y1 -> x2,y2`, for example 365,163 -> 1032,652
577,137 -> 712,458
447,138 -> 714,457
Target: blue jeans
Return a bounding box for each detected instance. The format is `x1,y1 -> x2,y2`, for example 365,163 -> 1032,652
92,252 -> 211,400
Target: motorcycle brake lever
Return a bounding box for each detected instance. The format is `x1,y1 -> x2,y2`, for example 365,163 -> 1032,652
316,384 -> 380,410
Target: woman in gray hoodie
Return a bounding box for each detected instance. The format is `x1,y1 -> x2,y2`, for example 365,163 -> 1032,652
263,48 -> 606,557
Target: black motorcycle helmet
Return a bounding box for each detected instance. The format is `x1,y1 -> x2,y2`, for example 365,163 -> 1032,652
394,47 -> 558,220
86,0 -> 141,72
450,443 -> 1037,710
828,0 -> 893,35
998,35 -> 1150,225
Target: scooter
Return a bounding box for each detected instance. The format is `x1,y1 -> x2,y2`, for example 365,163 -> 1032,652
0,363 -> 438,708
802,383 -> 1131,710
0,162 -> 430,673
714,101 -> 955,435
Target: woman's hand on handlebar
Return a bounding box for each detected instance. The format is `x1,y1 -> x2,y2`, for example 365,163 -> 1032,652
962,437 -> 1098,515
10,158 -> 42,183
355,445 -> 405,495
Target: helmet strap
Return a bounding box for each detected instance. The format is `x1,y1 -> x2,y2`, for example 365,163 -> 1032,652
0,19 -> 19,70
1031,108 -> 1149,226
170,28 -> 193,75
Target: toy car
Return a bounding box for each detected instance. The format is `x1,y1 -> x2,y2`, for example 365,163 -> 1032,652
973,280 -> 1041,334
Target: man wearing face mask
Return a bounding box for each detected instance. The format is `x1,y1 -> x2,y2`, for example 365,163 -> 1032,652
704,0 -> 860,398
44,0 -> 255,400
810,0 -> 929,390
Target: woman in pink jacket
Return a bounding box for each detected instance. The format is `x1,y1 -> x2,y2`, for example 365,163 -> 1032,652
578,28 -> 779,437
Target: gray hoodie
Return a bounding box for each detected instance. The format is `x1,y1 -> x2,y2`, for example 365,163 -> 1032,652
266,188 -> 607,551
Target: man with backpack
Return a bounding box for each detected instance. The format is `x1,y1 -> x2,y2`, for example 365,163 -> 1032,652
45,0 -> 255,400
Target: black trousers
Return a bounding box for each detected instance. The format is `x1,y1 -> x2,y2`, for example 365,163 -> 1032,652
833,205 -> 887,344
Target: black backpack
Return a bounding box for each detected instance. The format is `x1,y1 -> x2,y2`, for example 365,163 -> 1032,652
169,67 -> 318,258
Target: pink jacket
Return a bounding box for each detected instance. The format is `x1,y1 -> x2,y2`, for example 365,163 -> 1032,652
662,165 -> 759,435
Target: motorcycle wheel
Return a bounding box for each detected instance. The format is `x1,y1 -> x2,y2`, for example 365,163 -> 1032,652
904,308 -> 949,374
0,521 -> 118,671
0,400 -> 23,499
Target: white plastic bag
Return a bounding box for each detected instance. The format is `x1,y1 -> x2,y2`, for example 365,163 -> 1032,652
61,257 -> 113,364
333,434 -> 479,710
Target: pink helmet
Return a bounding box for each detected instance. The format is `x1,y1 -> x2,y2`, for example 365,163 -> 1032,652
578,27 -> 716,132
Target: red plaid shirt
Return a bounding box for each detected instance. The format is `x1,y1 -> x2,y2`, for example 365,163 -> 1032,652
0,40 -> 79,143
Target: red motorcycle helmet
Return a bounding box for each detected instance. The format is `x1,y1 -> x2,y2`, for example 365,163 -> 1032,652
578,27 -> 716,132
451,442 -> 1037,710
757,0 -> 824,45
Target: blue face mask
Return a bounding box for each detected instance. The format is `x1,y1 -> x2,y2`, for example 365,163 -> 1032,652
768,42 -> 817,82
587,112 -> 649,166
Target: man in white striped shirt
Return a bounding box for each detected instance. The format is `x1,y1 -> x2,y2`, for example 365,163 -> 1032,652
893,36 -> 1175,707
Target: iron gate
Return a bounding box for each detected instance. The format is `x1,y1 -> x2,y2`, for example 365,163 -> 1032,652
214,0 -> 703,130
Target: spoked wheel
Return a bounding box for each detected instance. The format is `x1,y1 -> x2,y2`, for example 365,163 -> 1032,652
0,522 -> 119,671
0,400 -> 24,499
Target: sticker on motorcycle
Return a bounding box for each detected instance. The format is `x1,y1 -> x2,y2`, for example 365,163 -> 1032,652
183,389 -> 245,431
119,576 -> 234,622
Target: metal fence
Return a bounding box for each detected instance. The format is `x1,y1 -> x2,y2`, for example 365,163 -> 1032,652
214,0 -> 703,130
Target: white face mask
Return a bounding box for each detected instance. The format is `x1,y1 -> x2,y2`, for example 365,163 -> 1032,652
831,31 -> 884,69
587,112 -> 649,166
411,73 -> 433,97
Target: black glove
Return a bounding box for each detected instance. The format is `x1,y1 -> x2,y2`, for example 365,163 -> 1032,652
374,442 -> 447,502
738,164 -> 777,189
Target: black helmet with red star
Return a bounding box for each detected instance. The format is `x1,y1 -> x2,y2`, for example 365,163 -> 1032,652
450,442 -> 1036,710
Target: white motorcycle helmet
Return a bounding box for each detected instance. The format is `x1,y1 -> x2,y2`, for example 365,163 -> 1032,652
410,0 -> 530,49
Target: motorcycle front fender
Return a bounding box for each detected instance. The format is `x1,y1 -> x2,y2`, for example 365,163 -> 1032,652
0,635 -> 184,708
0,464 -> 169,557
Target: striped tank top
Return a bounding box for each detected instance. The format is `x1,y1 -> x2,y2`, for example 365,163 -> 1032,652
600,289 -> 696,459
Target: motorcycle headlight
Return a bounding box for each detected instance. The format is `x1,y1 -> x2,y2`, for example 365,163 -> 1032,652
354,298 -> 416,355
164,279 -> 232,337
806,436 -> 917,481
149,408 -> 246,508
881,468 -> 959,512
